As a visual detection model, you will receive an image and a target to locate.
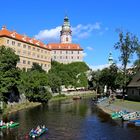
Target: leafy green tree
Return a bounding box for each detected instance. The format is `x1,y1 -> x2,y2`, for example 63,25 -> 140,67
91,70 -> 101,94
48,72 -> 61,93
18,70 -> 51,102
99,64 -> 118,90
114,32 -> 139,91
133,44 -> 140,71
30,62 -> 45,73
48,61 -> 89,92
0,46 -> 20,102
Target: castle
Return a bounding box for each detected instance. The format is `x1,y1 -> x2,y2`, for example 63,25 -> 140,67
0,16 -> 83,72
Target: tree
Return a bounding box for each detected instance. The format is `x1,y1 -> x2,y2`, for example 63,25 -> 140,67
91,70 -> 101,94
114,32 -> 139,91
18,70 -> 51,102
48,61 -> 89,92
30,62 -> 45,73
133,44 -> 140,71
0,46 -> 20,102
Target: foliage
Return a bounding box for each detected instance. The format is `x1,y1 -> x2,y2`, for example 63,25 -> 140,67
30,62 -> 46,73
18,70 -> 52,102
48,61 -> 89,93
0,46 -> 20,102
114,32 -> 139,89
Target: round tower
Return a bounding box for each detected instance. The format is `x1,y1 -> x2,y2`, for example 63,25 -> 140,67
60,16 -> 72,43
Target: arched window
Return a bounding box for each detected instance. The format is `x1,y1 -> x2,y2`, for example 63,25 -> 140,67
66,37 -> 69,42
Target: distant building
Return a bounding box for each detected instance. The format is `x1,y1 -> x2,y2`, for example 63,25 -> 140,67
0,26 -> 51,72
48,16 -> 83,64
127,71 -> 140,101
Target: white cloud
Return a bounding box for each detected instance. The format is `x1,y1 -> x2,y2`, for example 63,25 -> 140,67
86,46 -> 93,51
72,22 -> 101,39
89,64 -> 109,71
34,22 -> 101,42
35,26 -> 61,42
89,63 -> 132,71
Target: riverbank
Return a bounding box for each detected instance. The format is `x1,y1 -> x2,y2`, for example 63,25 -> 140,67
1,101 -> 41,116
49,91 -> 95,102
97,98 -> 140,115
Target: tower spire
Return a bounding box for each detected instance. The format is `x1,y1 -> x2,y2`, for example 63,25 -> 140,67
108,52 -> 113,65
60,15 -> 72,43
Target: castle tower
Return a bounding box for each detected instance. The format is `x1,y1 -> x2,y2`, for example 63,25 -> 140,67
108,52 -> 113,65
60,16 -> 72,43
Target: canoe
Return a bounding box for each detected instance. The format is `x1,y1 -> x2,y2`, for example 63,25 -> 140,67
73,96 -> 81,100
0,122 -> 19,129
111,110 -> 128,119
29,127 -> 48,138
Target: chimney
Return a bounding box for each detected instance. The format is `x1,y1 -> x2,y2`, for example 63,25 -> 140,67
2,25 -> 6,30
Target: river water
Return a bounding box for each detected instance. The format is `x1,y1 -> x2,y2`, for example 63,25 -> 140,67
0,98 -> 140,140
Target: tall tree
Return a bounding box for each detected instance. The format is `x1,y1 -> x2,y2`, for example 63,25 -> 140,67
114,32 -> 139,91
133,44 -> 140,71
0,46 -> 20,102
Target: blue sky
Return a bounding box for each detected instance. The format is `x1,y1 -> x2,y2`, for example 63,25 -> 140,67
1,0 -> 140,70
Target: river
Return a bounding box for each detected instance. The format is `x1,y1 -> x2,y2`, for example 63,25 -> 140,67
0,98 -> 140,140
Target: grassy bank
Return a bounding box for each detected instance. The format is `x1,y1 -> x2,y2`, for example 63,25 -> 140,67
2,101 -> 41,116
49,92 -> 95,102
98,99 -> 140,115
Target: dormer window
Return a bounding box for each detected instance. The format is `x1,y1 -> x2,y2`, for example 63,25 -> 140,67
11,32 -> 16,38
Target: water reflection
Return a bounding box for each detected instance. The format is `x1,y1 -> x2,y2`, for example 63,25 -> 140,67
0,98 -> 140,140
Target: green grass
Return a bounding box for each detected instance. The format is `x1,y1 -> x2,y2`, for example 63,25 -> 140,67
2,101 -> 41,115
113,99 -> 140,111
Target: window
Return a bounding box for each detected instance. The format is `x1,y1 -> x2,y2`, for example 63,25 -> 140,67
28,52 -> 31,56
33,47 -> 35,50
37,48 -> 40,52
54,56 -> 56,59
71,56 -> 73,59
66,56 -> 67,59
41,55 -> 43,58
17,50 -> 20,54
54,51 -> 56,54
37,55 -> 40,58
78,51 -> 79,54
23,60 -> 26,64
66,51 -> 68,54
23,44 -> 26,48
18,43 -> 21,47
77,56 -> 79,59
66,37 -> 69,42
60,56 -> 62,59
44,64 -> 47,67
41,50 -> 43,53
7,40 -> 9,44
12,41 -> 15,45
32,53 -> 35,57
23,50 -> 26,55
28,61 -> 30,65
71,51 -> 73,54
28,46 -> 31,49
60,51 -> 62,54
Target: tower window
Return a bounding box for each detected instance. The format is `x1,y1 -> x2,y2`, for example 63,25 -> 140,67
66,37 -> 69,42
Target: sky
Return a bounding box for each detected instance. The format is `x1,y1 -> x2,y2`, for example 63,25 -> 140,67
1,0 -> 140,70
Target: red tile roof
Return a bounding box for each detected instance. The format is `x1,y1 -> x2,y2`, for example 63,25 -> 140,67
48,43 -> 83,51
0,26 -> 50,50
